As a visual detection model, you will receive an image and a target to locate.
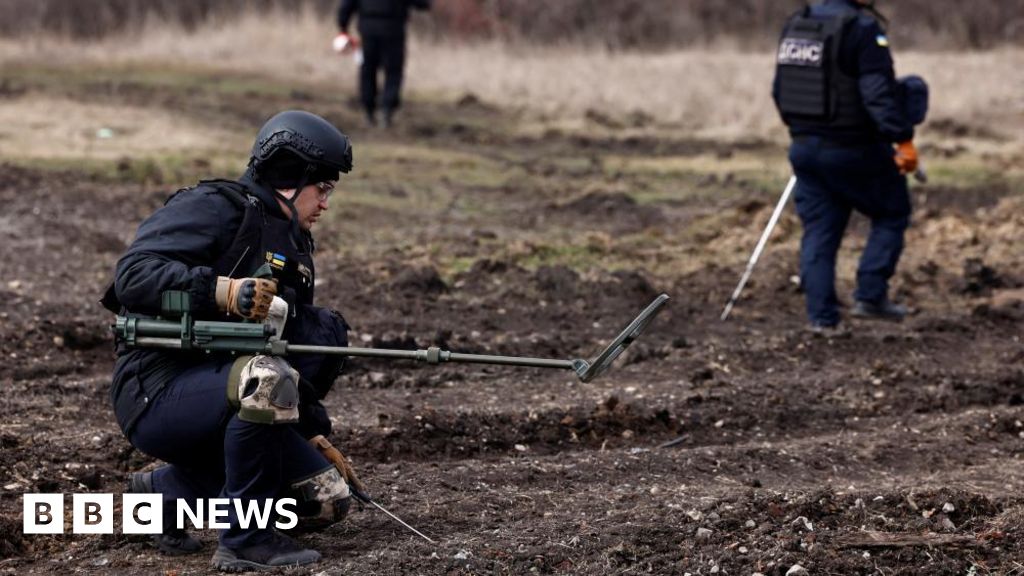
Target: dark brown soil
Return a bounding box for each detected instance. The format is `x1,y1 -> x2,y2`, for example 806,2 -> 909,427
1,79 -> 1023,576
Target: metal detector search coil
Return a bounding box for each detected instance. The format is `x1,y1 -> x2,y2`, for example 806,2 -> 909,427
574,293 -> 670,382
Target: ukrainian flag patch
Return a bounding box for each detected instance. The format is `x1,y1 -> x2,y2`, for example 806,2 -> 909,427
876,34 -> 889,47
266,252 -> 287,270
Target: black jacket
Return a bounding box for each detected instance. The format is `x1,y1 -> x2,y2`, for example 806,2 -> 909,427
772,0 -> 913,144
338,0 -> 430,37
106,173 -> 339,436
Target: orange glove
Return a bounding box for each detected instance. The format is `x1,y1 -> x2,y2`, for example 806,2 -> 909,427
894,140 -> 919,175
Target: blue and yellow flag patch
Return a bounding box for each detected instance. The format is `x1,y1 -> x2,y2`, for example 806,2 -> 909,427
266,252 -> 287,270
876,34 -> 889,47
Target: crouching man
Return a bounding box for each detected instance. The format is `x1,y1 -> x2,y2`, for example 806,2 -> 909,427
102,110 -> 356,570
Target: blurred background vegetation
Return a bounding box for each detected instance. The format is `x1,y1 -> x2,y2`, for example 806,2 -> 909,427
1,0 -> 1021,49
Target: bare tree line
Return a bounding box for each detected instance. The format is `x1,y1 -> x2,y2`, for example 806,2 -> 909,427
1,0 -> 1021,49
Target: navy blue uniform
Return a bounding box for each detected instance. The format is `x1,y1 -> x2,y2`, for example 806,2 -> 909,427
106,172 -> 348,548
338,0 -> 430,122
773,0 -> 912,327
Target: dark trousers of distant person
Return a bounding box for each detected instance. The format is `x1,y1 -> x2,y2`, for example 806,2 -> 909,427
360,31 -> 406,122
789,136 -> 911,327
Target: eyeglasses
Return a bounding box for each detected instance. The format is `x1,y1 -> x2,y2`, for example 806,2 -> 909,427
314,181 -> 336,202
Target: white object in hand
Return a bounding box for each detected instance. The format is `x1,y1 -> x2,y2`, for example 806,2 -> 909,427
332,33 -> 351,53
264,296 -> 289,340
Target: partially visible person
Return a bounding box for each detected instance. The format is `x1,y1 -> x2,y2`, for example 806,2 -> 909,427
772,0 -> 919,330
337,0 -> 431,128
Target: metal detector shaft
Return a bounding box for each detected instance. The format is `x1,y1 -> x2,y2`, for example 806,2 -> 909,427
134,336 -> 585,366
720,175 -> 796,321
287,344 -> 578,370
118,293 -> 669,383
130,338 -> 575,369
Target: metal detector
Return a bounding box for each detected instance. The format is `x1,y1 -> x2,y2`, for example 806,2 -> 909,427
115,292 -> 671,383
720,164 -> 926,321
720,175 -> 796,321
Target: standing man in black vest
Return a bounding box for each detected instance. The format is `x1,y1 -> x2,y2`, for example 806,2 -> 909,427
104,111 -> 355,571
337,0 -> 431,128
773,0 -> 918,330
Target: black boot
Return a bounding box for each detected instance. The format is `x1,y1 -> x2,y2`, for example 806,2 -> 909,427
211,531 -> 320,572
127,470 -> 203,556
851,299 -> 908,322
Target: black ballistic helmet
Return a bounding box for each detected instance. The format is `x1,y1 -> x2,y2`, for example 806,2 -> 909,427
250,110 -> 353,189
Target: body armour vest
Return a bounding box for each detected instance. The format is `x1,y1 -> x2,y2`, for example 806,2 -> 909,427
775,4 -> 872,132
102,179 -> 317,317
210,181 -> 317,311
105,179 -> 319,436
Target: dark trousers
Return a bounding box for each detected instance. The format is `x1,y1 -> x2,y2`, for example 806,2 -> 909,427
129,363 -> 326,548
128,309 -> 348,548
359,31 -> 406,117
789,137 -> 911,326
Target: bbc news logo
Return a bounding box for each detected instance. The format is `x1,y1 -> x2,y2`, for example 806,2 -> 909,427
23,494 -> 298,534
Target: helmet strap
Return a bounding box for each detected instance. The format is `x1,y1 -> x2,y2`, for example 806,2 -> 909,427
272,164 -> 315,251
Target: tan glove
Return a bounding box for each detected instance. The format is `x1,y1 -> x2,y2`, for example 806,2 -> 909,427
310,435 -> 367,495
894,140 -> 919,175
215,276 -> 277,320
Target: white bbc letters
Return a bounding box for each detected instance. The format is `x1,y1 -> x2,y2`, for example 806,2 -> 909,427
72,493 -> 114,534
122,494 -> 163,535
23,494 -> 64,534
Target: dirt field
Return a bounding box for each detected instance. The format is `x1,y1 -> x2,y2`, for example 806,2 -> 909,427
1,61 -> 1023,576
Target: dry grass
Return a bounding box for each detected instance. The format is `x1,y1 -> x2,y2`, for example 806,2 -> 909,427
420,45 -> 1024,143
4,0 -> 1021,49
0,96 -> 244,161
1,8 -> 1021,144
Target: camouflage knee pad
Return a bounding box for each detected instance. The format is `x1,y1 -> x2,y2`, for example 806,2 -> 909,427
288,466 -> 352,529
227,355 -> 300,424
